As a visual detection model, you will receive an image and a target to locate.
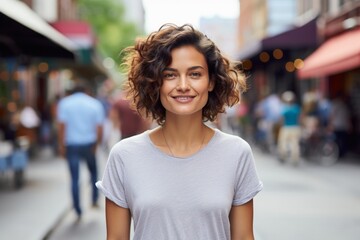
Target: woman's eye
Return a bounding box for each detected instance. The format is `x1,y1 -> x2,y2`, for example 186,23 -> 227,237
190,72 -> 201,78
163,73 -> 176,79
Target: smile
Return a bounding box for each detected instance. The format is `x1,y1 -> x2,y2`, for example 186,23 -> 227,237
172,96 -> 195,103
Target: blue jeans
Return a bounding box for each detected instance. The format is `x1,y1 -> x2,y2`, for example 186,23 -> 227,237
66,143 -> 98,216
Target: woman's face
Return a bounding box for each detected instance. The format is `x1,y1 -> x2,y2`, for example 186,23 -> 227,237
160,45 -> 214,119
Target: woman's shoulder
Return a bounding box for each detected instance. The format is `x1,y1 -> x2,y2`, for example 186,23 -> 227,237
110,131 -> 151,155
215,128 -> 249,143
213,129 -> 252,152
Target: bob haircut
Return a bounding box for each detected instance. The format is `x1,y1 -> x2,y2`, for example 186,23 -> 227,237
122,23 -> 247,125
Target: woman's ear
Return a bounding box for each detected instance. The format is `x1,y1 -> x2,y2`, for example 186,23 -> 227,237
208,80 -> 215,92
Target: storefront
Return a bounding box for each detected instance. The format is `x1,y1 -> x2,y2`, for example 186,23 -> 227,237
0,0 -> 78,146
237,17 -> 318,106
1,0 -> 107,109
51,20 -> 108,86
297,26 -> 360,156
297,27 -> 360,95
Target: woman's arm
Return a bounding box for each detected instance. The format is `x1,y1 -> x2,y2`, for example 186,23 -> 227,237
229,199 -> 254,240
105,198 -> 131,240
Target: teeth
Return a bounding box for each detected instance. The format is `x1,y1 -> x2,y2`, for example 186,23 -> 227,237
176,97 -> 190,100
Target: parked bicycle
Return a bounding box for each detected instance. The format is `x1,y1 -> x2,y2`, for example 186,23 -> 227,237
300,128 -> 339,166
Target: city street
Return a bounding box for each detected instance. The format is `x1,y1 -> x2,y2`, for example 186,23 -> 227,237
1,1 -> 360,240
254,149 -> 360,240
45,146 -> 360,240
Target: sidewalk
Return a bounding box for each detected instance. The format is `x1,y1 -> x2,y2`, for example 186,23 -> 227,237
46,148 -> 108,240
0,147 -> 71,240
46,186 -> 107,240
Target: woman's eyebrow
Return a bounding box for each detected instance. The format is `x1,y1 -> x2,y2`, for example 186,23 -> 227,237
188,66 -> 205,71
163,66 -> 205,72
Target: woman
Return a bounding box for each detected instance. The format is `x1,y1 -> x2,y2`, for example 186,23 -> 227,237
96,24 -> 263,240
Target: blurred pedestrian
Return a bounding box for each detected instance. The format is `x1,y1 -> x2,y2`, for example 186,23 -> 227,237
254,92 -> 282,152
17,104 -> 41,156
112,92 -> 151,140
329,92 -> 352,158
301,89 -> 319,137
57,83 -> 105,220
277,91 -> 302,165
317,93 -> 332,128
96,24 -> 263,240
237,97 -> 251,139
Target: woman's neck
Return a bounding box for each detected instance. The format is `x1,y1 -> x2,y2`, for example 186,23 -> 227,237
162,114 -> 205,144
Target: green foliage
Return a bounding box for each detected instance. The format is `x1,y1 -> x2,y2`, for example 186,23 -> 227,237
77,0 -> 141,69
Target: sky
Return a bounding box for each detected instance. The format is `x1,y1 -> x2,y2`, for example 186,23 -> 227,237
142,0 -> 239,33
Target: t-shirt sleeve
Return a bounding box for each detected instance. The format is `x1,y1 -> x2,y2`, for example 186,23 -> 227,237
232,142 -> 263,206
96,145 -> 128,208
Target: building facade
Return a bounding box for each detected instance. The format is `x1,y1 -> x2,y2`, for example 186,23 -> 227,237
238,0 -> 298,50
297,0 -> 360,155
199,16 -> 238,59
237,0 -> 314,102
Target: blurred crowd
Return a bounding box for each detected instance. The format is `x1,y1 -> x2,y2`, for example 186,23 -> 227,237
0,82 -> 151,160
220,88 -> 355,163
0,80 -> 357,166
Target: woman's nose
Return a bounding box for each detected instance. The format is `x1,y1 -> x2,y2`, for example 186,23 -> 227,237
176,75 -> 190,91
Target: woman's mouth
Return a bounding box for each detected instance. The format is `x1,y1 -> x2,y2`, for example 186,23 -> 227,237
173,96 -> 195,103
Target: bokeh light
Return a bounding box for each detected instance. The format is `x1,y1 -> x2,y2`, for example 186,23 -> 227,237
273,49 -> 283,60
242,59 -> 253,70
38,62 -> 49,73
294,59 -> 304,69
285,61 -> 295,72
259,52 -> 270,62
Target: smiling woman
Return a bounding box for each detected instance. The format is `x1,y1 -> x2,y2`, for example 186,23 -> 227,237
159,45 -> 213,118
96,23 -> 263,240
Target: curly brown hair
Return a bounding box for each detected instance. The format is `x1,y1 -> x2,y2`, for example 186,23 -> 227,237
122,23 -> 246,125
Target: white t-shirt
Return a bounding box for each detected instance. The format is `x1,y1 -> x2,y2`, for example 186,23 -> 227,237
96,128 -> 263,240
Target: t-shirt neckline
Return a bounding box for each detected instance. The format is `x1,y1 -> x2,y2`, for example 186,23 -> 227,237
145,128 -> 219,160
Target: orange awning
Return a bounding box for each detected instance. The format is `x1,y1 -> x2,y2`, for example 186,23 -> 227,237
297,28 -> 360,79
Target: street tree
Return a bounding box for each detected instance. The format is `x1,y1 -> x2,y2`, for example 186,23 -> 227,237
78,0 -> 142,70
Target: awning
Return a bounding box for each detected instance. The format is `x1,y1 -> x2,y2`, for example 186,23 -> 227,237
62,54 -> 109,81
0,0 -> 76,59
238,17 -> 318,60
51,21 -> 96,49
52,21 -> 108,80
297,28 -> 360,79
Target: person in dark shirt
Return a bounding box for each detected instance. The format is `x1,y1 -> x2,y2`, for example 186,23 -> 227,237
112,95 -> 151,139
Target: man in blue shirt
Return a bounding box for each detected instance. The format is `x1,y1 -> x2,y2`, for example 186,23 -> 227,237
277,91 -> 302,165
57,83 -> 105,219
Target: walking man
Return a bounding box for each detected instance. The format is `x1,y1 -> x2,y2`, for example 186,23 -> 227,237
57,83 -> 105,220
